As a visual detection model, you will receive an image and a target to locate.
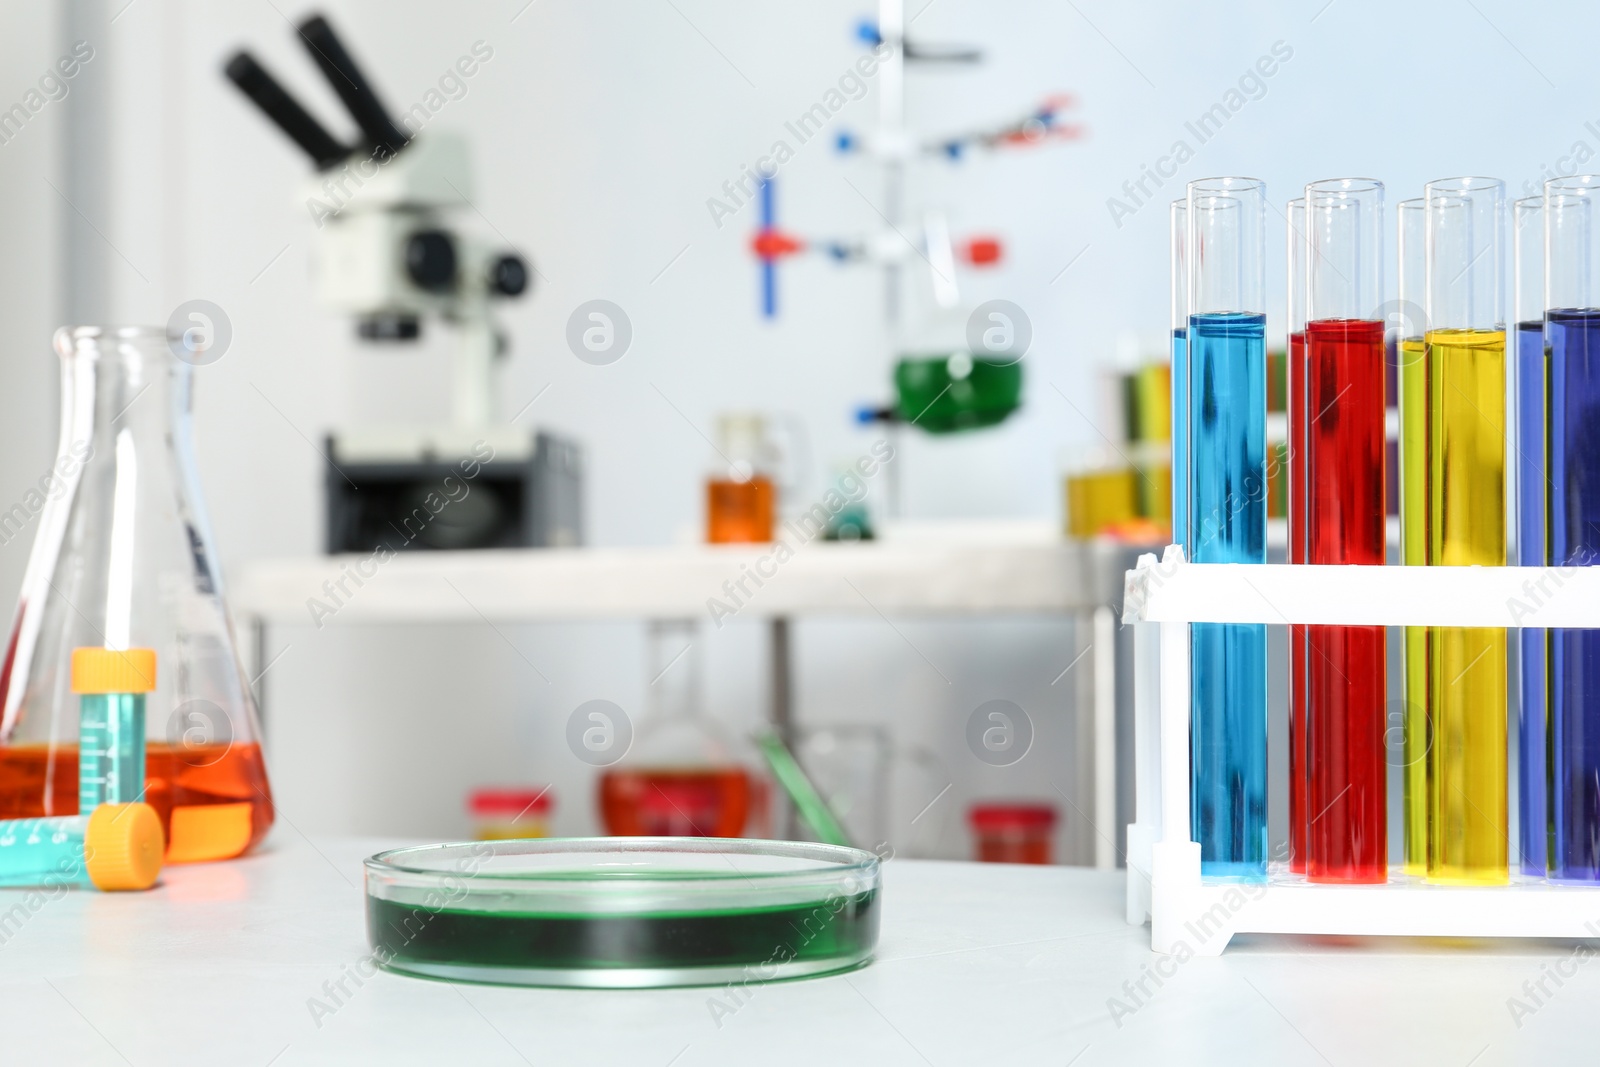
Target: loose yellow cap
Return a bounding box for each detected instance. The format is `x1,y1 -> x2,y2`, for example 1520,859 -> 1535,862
71,647 -> 157,694
85,803 -> 164,891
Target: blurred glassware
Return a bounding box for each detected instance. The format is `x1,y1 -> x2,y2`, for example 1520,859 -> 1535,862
599,620 -> 756,837
706,413 -> 780,544
796,725 -> 889,848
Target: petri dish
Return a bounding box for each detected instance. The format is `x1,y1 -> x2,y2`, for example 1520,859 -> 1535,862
363,837 -> 882,988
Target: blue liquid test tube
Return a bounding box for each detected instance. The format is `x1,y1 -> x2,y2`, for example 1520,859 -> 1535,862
1171,197 -> 1188,549
1512,196 -> 1546,877
1186,177 -> 1269,881
0,803 -> 164,891
72,647 -> 156,810
1545,176 -> 1600,883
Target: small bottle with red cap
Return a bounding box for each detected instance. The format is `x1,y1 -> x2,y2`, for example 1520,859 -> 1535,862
467,787 -> 553,841
968,802 -> 1058,865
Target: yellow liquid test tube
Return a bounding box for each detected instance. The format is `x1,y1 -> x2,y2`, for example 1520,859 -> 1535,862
1424,327 -> 1508,885
1398,335 -> 1428,876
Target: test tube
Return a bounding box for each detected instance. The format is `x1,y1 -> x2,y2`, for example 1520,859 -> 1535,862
1186,177 -> 1268,882
1396,197 -> 1429,877
1512,195 -> 1547,878
1544,175 -> 1600,883
73,647 -> 156,811
1424,176 -> 1507,886
1285,197 -> 1309,875
1303,178 -> 1388,882
0,803 -> 163,891
1171,198 -> 1188,550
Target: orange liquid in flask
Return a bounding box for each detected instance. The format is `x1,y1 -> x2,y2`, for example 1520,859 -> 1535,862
0,741 -> 274,863
599,767 -> 751,837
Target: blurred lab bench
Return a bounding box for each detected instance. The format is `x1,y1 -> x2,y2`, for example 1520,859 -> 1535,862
231,521 -> 1148,868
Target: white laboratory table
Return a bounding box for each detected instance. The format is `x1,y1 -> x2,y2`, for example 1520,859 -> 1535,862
0,835 -> 1590,1066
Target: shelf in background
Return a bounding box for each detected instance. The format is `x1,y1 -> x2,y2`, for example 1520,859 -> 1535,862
232,520 -> 1145,625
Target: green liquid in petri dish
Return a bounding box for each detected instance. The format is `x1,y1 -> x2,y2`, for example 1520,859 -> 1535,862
367,891 -> 879,980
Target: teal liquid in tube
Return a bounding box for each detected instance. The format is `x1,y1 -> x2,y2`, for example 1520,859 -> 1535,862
1188,311 -> 1268,881
0,803 -> 164,890
0,814 -> 100,887
72,647 -> 156,811
79,693 -> 146,810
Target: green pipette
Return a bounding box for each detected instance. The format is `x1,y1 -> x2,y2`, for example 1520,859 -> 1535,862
754,731 -> 852,847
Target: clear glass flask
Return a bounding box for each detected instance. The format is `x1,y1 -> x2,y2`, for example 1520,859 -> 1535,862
0,327 -> 274,863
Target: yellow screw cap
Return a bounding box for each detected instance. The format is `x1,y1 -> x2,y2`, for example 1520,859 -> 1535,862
71,648 -> 157,694
85,803 -> 165,891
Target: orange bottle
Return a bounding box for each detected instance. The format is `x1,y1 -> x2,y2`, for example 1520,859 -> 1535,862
706,413 -> 778,543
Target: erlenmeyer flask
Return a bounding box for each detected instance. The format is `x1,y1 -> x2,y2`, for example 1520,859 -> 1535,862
0,326 -> 274,863
599,620 -> 754,837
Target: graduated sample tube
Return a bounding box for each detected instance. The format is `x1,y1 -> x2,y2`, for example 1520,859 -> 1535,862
1285,197 -> 1309,874
73,647 -> 156,811
1171,198 -> 1189,551
1304,179 -> 1387,883
0,803 -> 164,890
1396,198 -> 1428,876
1512,195 -> 1547,878
1424,176 -> 1508,885
1544,175 -> 1600,883
1186,177 -> 1268,881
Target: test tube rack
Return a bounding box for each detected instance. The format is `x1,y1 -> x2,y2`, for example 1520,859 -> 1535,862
1123,546 -> 1600,955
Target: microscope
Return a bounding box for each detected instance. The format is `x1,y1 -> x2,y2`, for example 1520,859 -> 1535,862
225,13 -> 581,552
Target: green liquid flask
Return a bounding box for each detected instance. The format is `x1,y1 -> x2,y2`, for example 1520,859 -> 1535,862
0,802 -> 164,890
73,647 -> 156,810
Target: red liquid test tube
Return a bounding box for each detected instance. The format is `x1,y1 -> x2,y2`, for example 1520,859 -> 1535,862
1303,178 -> 1388,883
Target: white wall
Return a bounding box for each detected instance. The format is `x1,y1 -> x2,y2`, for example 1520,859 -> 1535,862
1,0 -> 1592,855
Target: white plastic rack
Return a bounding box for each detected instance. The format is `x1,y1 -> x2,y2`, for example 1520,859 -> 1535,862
1122,546 -> 1600,954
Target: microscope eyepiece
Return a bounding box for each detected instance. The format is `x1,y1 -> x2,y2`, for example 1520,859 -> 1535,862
223,51 -> 348,169
295,14 -> 410,157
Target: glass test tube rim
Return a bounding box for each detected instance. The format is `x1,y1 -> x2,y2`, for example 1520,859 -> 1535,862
1424,175 -> 1506,332
1171,198 -> 1188,330
1187,176 -> 1267,317
1396,197 -> 1426,340
1512,195 -> 1543,324
1543,174 -> 1600,312
1287,197 -> 1308,332
1305,177 -> 1384,322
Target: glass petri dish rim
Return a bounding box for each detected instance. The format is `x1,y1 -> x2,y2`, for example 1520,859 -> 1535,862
366,836 -> 880,899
